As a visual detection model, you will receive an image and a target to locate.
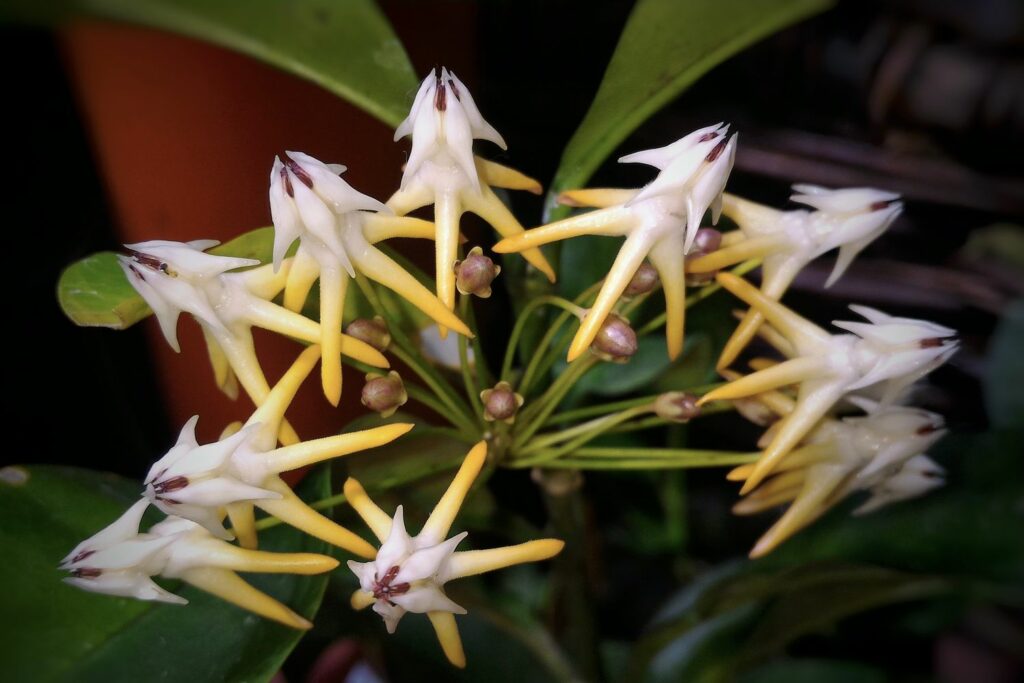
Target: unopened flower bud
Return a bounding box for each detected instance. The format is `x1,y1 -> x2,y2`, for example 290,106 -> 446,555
654,392 -> 701,422
480,381 -> 524,423
346,316 -> 391,352
624,262 -> 659,297
590,313 -> 637,363
361,371 -> 408,417
454,247 -> 501,297
685,228 -> 724,285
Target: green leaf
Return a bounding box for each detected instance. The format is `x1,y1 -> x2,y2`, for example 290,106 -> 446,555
0,463 -> 333,683
5,0 -> 416,126
547,0 -> 832,220
985,299 -> 1024,429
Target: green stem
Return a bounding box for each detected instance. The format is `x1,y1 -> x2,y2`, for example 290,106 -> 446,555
458,295 -> 485,422
545,383 -> 724,425
513,405 -> 653,464
405,384 -> 478,437
508,448 -> 759,470
500,295 -> 586,382
513,356 -> 597,450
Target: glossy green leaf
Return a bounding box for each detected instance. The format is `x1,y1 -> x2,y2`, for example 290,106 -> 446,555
4,0 -> 416,126
546,0 -> 832,220
0,463 -> 333,683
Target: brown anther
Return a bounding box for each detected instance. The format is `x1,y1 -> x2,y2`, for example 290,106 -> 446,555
434,79 -> 447,111
371,565 -> 411,601
705,138 -> 728,163
283,156 -> 314,189
279,165 -> 294,197
624,262 -> 659,297
916,423 -> 942,435
129,251 -> 170,275
152,475 -> 189,496
869,199 -> 897,211
919,338 -> 946,348
591,314 -> 638,363
447,77 -> 461,100
69,567 -> 103,579
71,550 -> 95,564
697,131 -> 720,143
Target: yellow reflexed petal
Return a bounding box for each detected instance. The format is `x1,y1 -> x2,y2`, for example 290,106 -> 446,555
220,422 -> 244,439
202,327 -> 237,400
363,214 -> 436,243
567,231 -> 654,362
749,466 -> 848,558
244,260 -> 293,300
731,484 -> 802,514
752,320 -> 797,359
727,441 -> 831,481
257,476 -> 376,558
319,267 -> 347,406
343,477 -> 393,542
428,611 -> 466,669
687,235 -> 784,274
202,540 -> 339,574
740,382 -> 845,495
492,206 -> 635,253
461,185 -> 555,282
283,248 -> 320,312
698,356 -> 825,405
557,188 -> 636,208
720,230 -> 746,247
435,190 -> 462,336
717,260 -> 802,369
727,463 -> 754,481
268,423 -> 415,474
715,273 -> 831,353
348,240 -> 472,337
748,357 -> 778,372
386,184 -> 434,216
247,345 -> 322,439
720,193 -> 782,234
226,502 -> 258,549
420,441 -> 487,544
445,539 -> 565,580
648,235 -> 686,360
351,589 -> 375,610
180,566 -> 311,629
475,157 -> 542,195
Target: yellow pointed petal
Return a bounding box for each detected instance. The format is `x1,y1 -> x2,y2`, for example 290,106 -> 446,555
268,423 -> 415,474
647,235 -> 686,360
739,382 -> 845,494
283,248 -> 320,312
698,356 -> 825,405
475,157 -> 542,195
428,611 -> 466,668
717,260 -> 801,369
731,484 -> 801,514
493,206 -> 635,253
420,441 -> 487,544
201,540 -> 339,574
727,463 -> 755,481
748,357 -> 778,372
749,466 -> 848,558
179,566 -> 311,629
687,235 -> 784,273
461,185 -> 556,283
567,231 -> 654,362
348,240 -> 472,337
351,589 -> 375,610
445,539 -> 564,580
226,502 -> 258,549
243,260 -> 293,300
362,214 -> 436,243
343,477 -> 393,542
246,345 -> 322,439
319,267 -> 347,406
257,476 -> 376,558
557,188 -> 636,208
715,273 -> 830,352
202,327 -> 237,400
720,230 -> 746,247
386,184 -> 434,216
720,193 -> 783,234
435,190 -> 462,333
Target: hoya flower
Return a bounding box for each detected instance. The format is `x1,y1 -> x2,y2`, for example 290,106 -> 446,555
699,272 -> 957,494
269,151 -> 472,404
119,239 -> 388,436
144,345 -> 413,556
494,123 -> 737,361
854,454 -> 945,515
61,500 -> 337,629
688,185 -> 903,369
345,442 -> 564,667
388,68 -> 555,330
728,390 -> 946,556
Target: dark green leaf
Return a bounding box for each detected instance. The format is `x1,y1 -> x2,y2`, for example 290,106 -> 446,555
5,0 -> 416,126
984,299 -> 1024,429
547,0 -> 832,220
0,463 -> 333,683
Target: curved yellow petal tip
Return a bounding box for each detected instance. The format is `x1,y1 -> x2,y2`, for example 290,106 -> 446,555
351,589 -> 375,610
726,464 -> 753,481
535,538 -> 566,559
466,440 -> 488,468
491,237 -> 515,253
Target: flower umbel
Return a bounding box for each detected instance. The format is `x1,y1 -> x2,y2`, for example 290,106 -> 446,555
345,442 -> 564,667
61,500 -> 338,629
494,123 -> 737,361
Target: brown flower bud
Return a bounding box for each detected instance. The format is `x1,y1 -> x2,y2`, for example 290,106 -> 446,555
624,261 -> 659,297
653,392 -> 702,423
590,313 -> 638,363
480,381 -> 524,423
361,371 -> 407,418
345,316 -> 391,352
454,246 -> 501,298
686,228 -> 724,286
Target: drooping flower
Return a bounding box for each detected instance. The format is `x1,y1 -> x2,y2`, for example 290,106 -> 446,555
728,389 -> 946,556
698,272 -> 957,494
61,499 -> 337,629
119,239 -> 388,433
345,442 -> 564,667
269,151 -> 472,404
143,345 -> 413,555
494,123 -> 737,361
688,184 -> 903,369
388,68 -> 556,332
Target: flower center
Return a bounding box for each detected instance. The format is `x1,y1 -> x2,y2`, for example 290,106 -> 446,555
372,565 -> 411,604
